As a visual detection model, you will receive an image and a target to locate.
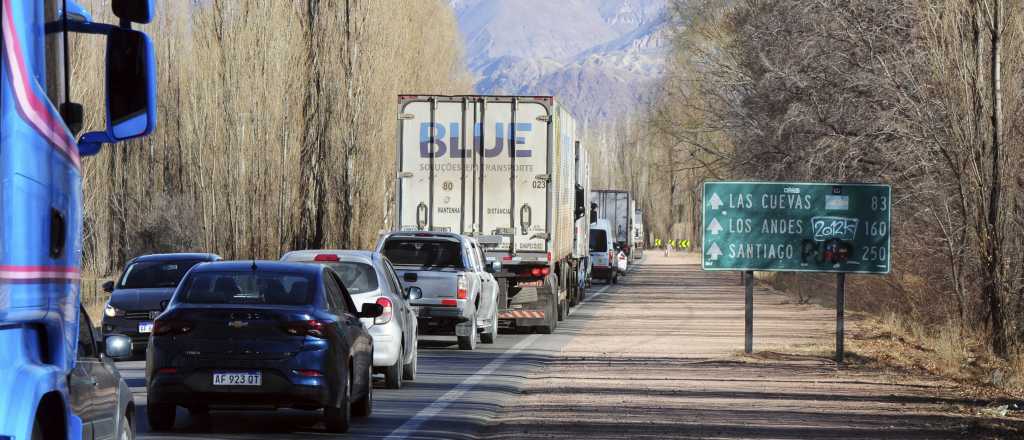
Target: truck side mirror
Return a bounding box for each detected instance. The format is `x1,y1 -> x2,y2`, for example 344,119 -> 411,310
79,28 -> 157,156
113,0 -> 155,24
574,185 -> 586,220
102,280 -> 115,293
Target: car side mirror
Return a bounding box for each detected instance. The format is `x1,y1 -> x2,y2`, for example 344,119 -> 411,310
486,261 -> 502,273
159,300 -> 169,311
359,303 -> 384,318
405,287 -> 423,301
103,334 -> 132,360
79,28 -> 158,156
102,280 -> 115,293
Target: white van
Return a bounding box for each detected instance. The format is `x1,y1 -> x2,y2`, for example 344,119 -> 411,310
589,220 -> 618,284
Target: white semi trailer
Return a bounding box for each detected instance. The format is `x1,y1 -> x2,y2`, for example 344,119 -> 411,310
394,95 -> 589,333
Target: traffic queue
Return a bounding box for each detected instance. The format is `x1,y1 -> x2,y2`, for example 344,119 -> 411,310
88,94 -> 641,435
98,226 -> 633,432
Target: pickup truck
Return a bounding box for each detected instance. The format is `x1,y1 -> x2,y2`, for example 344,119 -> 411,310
376,232 -> 500,350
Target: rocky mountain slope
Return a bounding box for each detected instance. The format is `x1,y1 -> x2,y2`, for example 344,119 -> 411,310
450,0 -> 669,125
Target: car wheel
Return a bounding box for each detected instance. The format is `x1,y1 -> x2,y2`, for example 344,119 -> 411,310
481,311 -> 498,344
384,348 -> 403,389
324,369 -> 352,432
457,312 -> 478,350
119,413 -> 135,440
403,341 -> 418,381
146,402 -> 176,431
352,363 -> 373,417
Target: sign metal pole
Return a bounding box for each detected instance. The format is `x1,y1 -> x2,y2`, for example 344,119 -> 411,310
744,270 -> 753,354
835,272 -> 846,363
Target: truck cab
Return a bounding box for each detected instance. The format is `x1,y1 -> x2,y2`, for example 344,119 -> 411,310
0,1 -> 157,438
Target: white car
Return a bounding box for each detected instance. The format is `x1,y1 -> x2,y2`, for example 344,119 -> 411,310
281,250 -> 419,389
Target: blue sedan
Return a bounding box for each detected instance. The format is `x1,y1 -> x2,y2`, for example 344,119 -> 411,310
145,261 -> 383,433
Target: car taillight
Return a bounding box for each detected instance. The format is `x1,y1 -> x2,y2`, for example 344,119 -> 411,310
284,320 -> 328,338
152,320 -> 192,336
374,297 -> 394,325
293,369 -> 323,377
314,254 -> 339,262
457,273 -> 467,299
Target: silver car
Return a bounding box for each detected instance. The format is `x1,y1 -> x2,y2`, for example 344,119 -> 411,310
281,250 -> 419,389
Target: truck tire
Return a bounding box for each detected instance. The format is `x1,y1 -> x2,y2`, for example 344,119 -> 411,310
458,312 -> 478,350
535,293 -> 557,334
147,402 -> 176,431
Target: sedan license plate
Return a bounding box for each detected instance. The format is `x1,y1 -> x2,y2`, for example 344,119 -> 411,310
138,321 -> 154,333
212,371 -> 262,386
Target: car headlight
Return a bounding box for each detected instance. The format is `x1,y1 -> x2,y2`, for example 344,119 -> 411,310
104,303 -> 121,318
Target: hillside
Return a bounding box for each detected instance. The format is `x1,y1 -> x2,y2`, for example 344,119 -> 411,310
450,0 -> 669,125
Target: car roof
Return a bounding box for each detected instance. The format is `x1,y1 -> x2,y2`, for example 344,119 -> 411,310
384,231 -> 464,241
590,219 -> 612,230
282,250 -> 377,265
187,260 -> 324,276
130,253 -> 221,263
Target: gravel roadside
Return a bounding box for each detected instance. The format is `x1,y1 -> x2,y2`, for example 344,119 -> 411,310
481,253 -> 1020,439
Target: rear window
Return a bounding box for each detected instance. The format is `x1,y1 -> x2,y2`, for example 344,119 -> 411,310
306,262 -> 379,294
382,239 -> 465,269
118,260 -> 203,289
590,229 -> 608,251
177,271 -> 315,306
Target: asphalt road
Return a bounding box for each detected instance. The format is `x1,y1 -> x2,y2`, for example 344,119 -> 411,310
119,282 -> 616,439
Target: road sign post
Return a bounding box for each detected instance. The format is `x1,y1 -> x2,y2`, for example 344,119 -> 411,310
744,271 -> 753,354
836,272 -> 846,362
701,181 -> 891,361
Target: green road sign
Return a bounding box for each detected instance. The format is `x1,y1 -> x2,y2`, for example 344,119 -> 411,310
701,181 -> 891,274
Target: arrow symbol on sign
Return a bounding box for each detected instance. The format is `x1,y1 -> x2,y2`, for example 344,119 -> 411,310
706,242 -> 723,261
709,193 -> 724,210
707,217 -> 723,235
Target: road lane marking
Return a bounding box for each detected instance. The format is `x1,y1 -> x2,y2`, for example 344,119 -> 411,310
384,334 -> 541,439
385,282 -> 613,439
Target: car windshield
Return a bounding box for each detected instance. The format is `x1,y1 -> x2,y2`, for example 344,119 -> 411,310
315,262 -> 379,294
177,271 -> 315,306
590,229 -> 608,251
118,260 -> 203,289
382,239 -> 465,268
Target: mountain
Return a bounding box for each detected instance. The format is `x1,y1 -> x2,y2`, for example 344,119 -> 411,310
450,0 -> 669,125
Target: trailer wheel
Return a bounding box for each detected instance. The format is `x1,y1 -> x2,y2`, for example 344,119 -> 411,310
535,292 -> 557,334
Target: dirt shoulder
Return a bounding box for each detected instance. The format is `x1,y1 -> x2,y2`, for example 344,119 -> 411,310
480,254 -> 1024,439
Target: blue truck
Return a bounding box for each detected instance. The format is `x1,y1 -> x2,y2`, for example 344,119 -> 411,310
0,1 -> 157,439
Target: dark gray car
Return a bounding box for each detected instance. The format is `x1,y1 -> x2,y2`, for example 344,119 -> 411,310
100,253 -> 220,353
74,305 -> 135,439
